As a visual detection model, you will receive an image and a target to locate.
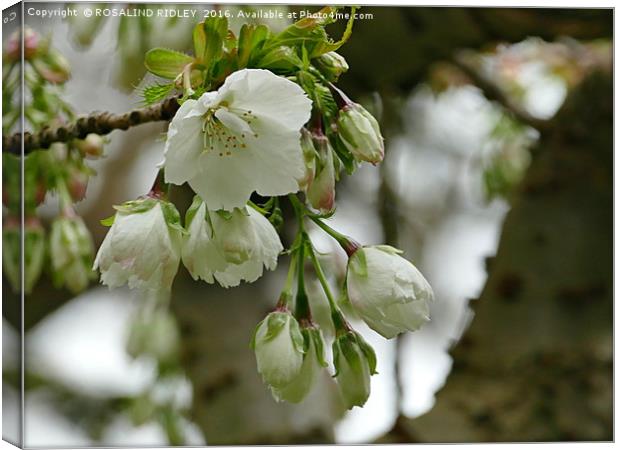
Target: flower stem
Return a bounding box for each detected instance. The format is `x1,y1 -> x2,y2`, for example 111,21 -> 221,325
294,241 -> 312,322
305,235 -> 350,334
289,193 -> 312,321
309,216 -> 361,257
247,200 -> 269,215
276,253 -> 297,310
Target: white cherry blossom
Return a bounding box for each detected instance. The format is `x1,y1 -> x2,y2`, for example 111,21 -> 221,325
163,69 -> 312,210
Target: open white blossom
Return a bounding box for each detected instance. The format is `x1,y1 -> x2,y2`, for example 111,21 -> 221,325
181,198 -> 283,288
346,245 -> 434,339
163,68 -> 312,211
94,201 -> 182,291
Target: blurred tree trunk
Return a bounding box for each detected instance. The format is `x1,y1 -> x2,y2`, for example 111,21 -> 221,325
379,71 -> 612,442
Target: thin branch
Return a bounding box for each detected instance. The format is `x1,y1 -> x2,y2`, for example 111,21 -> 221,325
3,95 -> 181,155
452,51 -> 550,132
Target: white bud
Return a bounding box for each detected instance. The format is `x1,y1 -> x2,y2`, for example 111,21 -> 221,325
271,326 -> 327,403
252,310 -> 305,390
306,134 -> 336,213
49,215 -> 95,294
94,199 -> 183,291
347,245 -> 434,339
337,103 -> 384,165
332,331 -> 377,409
314,51 -> 349,81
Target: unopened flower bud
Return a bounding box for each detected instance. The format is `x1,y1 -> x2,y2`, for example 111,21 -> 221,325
68,169 -> 89,202
314,51 -> 349,82
127,308 -> 180,363
306,132 -> 336,213
32,49 -> 71,84
337,103 -> 384,165
298,129 -> 317,191
5,28 -> 40,61
94,198 -> 183,291
50,214 -> 96,294
332,330 -> 377,409
76,133 -> 105,159
271,325 -> 327,403
2,216 -> 21,293
251,310 -> 305,390
347,245 -> 434,339
24,216 -> 46,294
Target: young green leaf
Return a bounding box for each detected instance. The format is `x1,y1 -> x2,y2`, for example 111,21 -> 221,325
144,48 -> 194,79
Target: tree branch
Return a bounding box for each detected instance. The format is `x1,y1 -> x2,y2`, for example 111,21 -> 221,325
3,95 -> 181,155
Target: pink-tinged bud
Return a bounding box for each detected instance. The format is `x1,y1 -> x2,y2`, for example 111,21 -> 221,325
68,170 -> 89,202
6,28 -> 41,61
23,216 -> 46,294
32,49 -> 71,84
35,182 -> 47,206
306,133 -> 336,213
75,133 -> 105,159
2,216 -> 21,293
298,129 -> 317,191
24,28 -> 40,59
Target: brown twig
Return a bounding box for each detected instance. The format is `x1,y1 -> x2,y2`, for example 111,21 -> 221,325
3,95 -> 182,155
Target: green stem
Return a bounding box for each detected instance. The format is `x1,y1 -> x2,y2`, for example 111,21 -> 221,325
309,216 -> 361,257
305,236 -> 350,334
289,193 -> 312,321
247,200 -> 268,215
294,241 -> 311,321
276,251 -> 297,309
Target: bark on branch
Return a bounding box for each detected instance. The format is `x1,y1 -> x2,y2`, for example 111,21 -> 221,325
3,95 -> 181,155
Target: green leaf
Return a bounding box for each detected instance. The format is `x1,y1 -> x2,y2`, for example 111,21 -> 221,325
257,46 -> 303,72
196,17 -> 229,74
192,22 -> 207,63
313,83 -> 338,119
264,6 -> 357,59
305,327 -> 328,367
289,317 -> 306,354
161,200 -> 187,235
311,7 -> 357,57
113,198 -> 158,215
328,128 -> 357,175
145,48 -> 194,79
348,248 -> 367,277
374,245 -> 403,255
100,214 -> 115,227
184,195 -> 204,228
238,24 -> 270,68
141,82 -> 176,105
264,312 -> 288,341
355,332 -> 378,375
215,209 -> 236,221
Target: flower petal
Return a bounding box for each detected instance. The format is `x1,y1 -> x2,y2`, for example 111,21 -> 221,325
218,69 -> 312,130
163,99 -> 207,185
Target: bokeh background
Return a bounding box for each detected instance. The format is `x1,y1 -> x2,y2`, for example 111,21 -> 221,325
2,3 -> 613,447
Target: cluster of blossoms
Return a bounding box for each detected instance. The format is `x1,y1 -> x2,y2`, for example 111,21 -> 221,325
2,28 -> 105,295
92,10 -> 434,409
